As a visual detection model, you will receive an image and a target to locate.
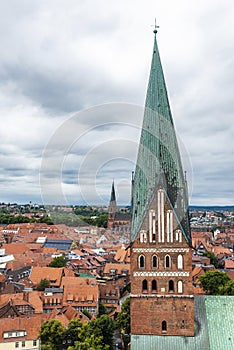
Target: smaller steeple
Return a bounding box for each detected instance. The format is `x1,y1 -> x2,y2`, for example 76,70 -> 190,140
108,181 -> 117,228
110,180 -> 116,202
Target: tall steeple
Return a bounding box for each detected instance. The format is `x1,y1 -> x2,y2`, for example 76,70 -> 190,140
110,181 -> 116,202
108,181 -> 117,228
131,27 -> 191,247
130,27 -> 194,338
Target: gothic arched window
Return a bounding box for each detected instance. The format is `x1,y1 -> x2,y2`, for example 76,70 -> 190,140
178,280 -> 183,294
139,255 -> 145,269
178,254 -> 183,269
165,255 -> 171,269
169,280 -> 174,292
162,320 -> 167,332
152,255 -> 158,268
142,279 -> 148,292
152,280 -> 157,292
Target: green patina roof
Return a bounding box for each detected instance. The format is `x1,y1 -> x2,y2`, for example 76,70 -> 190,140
131,296 -> 234,350
131,31 -> 191,245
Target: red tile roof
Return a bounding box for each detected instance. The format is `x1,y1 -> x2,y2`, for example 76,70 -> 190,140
30,266 -> 64,287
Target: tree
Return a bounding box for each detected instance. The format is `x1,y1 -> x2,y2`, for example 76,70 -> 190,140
69,334 -> 109,350
37,278 -> 50,291
116,297 -> 130,348
97,302 -> 107,317
202,252 -> 218,268
39,319 -> 65,350
219,280 -> 234,295
68,322 -> 109,350
65,318 -> 83,346
82,309 -> 92,319
39,215 -> 53,225
49,256 -> 66,268
87,315 -> 115,349
198,270 -> 232,295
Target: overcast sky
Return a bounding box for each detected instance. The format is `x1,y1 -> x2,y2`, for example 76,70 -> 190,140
0,0 -> 234,206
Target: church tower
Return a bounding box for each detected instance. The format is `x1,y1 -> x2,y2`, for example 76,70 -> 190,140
108,181 -> 117,228
130,27 -> 194,337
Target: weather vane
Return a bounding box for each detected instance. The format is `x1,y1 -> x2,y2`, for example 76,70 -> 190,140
152,18 -> 159,34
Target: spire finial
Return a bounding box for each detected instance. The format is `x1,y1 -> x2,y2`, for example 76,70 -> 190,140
152,18 -> 159,34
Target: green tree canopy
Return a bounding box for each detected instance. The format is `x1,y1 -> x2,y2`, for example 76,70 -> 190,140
219,280 -> 234,295
82,309 -> 92,319
65,318 -> 83,345
67,322 -> 109,350
97,302 -> 107,317
198,270 -> 233,295
69,334 -> 109,350
202,252 -> 218,268
49,256 -> 66,268
37,278 -> 50,291
39,314 -> 115,350
39,319 -> 65,350
87,315 -> 115,349
116,297 -> 130,348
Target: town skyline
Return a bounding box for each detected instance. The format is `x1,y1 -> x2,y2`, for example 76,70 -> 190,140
1,1 -> 234,206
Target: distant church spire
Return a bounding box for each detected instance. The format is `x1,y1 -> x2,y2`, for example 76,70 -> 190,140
108,181 -> 117,228
110,180 -> 116,202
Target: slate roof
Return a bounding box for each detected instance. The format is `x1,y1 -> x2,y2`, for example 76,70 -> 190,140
131,296 -> 234,350
115,213 -> 131,221
43,239 -> 73,250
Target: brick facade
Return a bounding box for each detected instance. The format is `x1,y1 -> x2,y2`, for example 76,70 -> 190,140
130,190 -> 194,336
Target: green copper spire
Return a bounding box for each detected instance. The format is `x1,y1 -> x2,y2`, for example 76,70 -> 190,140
131,30 -> 191,246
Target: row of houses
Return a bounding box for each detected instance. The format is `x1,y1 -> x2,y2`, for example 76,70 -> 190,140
0,223 -> 131,349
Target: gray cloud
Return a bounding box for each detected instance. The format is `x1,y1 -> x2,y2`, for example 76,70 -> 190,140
0,0 -> 233,205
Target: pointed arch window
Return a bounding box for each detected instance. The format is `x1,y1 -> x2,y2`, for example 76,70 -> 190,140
178,254 -> 183,269
178,280 -> 183,294
169,280 -> 174,292
152,280 -> 157,292
152,254 -> 158,268
138,255 -> 145,269
142,279 -> 148,292
165,255 -> 171,269
162,320 -> 167,332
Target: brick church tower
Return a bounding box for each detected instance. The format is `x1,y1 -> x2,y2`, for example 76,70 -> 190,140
130,27 -> 194,337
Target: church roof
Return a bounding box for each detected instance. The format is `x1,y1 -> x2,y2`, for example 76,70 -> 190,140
131,30 -> 191,245
131,295 -> 234,349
